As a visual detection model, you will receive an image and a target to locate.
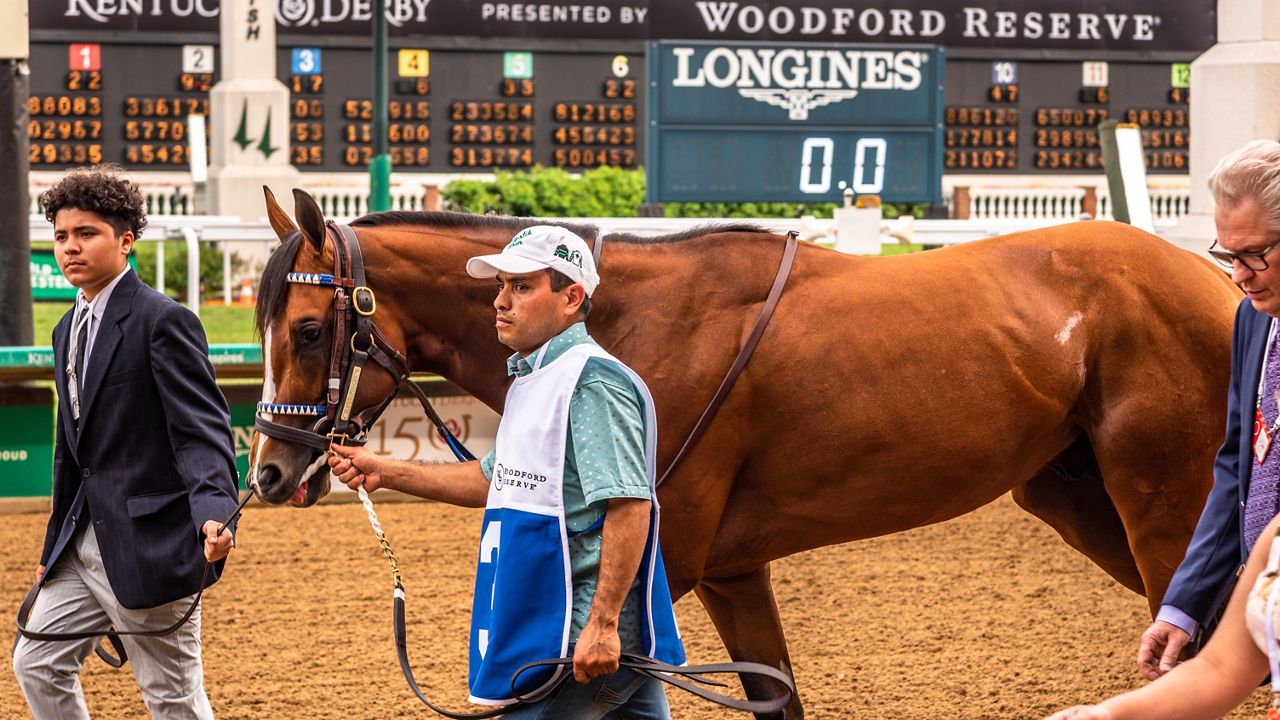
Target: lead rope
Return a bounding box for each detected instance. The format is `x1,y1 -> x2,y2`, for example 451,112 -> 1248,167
14,489 -> 255,667
357,484 -> 403,591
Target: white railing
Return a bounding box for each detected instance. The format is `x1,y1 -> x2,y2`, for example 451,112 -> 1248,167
32,169 -> 1195,225
28,183 -> 425,219
312,186 -> 425,217
1097,188 -> 1191,222
966,187 -> 1089,221
953,183 -> 1191,223
28,182 -> 195,216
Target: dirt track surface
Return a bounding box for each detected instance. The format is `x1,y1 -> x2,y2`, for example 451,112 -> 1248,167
2,495 -> 1269,719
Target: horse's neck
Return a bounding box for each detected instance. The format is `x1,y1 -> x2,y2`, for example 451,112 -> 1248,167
370,226 -> 783,412
373,227 -> 512,410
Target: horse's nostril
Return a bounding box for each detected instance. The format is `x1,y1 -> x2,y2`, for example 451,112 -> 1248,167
257,465 -> 282,491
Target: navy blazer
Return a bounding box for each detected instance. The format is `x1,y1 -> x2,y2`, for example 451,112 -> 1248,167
38,270 -> 239,610
1163,297 -> 1271,631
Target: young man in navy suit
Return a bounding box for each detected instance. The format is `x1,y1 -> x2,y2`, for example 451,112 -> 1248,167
12,167 -> 240,719
1139,140 -> 1280,680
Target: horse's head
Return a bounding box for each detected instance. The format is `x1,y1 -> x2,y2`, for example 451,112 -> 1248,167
248,188 -> 407,507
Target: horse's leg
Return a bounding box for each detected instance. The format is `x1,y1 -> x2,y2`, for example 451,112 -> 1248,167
1012,434 -> 1144,594
1080,398 -> 1221,615
1091,449 -> 1211,616
695,564 -> 802,720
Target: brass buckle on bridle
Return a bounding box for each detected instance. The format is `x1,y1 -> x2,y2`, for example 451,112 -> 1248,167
353,286 -> 376,317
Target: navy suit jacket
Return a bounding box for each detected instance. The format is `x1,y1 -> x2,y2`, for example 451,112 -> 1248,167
1163,297 -> 1270,631
39,269 -> 239,610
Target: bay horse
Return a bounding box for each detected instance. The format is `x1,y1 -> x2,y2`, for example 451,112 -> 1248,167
250,188 -> 1240,719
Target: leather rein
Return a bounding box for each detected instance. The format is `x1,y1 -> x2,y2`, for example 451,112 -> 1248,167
13,491 -> 253,668
253,222 -> 801,717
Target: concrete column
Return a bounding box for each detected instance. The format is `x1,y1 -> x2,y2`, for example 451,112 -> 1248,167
1166,0 -> 1280,251
208,0 -> 299,222
0,0 -> 30,346
951,186 -> 971,220
1081,186 -> 1098,219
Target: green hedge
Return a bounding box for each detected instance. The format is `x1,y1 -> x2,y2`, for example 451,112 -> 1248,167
133,240 -> 247,299
442,166 -> 926,220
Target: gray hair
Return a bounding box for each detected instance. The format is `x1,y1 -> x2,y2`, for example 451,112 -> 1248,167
1207,139 -> 1280,231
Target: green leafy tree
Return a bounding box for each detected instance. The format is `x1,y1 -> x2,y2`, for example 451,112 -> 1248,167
441,166 -> 924,219
133,241 -> 247,300
443,166 -> 645,217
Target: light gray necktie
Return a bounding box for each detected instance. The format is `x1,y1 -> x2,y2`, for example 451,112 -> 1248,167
66,304 -> 91,421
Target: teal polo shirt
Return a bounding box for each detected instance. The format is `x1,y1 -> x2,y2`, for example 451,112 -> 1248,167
480,322 -> 651,650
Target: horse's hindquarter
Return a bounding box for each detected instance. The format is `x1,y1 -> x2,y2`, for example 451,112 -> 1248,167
641,224 -> 1238,572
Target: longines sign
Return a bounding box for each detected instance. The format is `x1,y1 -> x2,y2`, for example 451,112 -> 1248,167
35,1 -> 1214,52
645,41 -> 944,204
656,43 -> 935,124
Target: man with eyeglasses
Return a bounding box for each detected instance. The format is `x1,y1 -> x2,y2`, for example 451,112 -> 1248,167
1138,139 -> 1280,681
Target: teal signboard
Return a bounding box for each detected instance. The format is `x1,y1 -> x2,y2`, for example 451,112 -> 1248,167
30,249 -> 138,301
646,41 -> 945,204
0,387 -> 55,497
30,250 -> 77,300
0,345 -> 263,497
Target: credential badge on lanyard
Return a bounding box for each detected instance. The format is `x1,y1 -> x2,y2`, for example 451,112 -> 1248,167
1259,320 -> 1280,464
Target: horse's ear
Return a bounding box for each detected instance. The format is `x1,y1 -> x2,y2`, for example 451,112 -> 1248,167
263,186 -> 298,241
292,188 -> 327,253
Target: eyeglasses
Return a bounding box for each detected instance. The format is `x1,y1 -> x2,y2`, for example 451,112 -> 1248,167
1208,238 -> 1280,272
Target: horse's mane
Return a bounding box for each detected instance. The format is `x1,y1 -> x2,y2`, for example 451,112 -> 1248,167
350,210 -> 771,245
255,231 -> 303,339
255,212 -> 776,335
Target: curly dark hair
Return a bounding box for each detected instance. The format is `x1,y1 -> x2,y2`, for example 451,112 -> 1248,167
40,164 -> 147,239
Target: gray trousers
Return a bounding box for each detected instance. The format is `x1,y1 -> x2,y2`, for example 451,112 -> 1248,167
12,524 -> 213,720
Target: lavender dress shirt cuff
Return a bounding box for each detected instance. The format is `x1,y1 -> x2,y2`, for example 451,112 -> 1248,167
1156,604 -> 1199,639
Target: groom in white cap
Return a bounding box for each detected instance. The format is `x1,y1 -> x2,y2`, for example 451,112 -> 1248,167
330,225 -> 684,719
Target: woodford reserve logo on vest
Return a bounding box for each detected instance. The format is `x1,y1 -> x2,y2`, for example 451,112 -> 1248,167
671,45 -> 926,121
491,464 -> 548,492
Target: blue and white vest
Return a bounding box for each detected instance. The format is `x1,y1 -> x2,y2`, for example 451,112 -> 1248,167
468,343 -> 684,705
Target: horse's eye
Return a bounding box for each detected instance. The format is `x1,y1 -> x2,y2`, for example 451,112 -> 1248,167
299,324 -> 323,345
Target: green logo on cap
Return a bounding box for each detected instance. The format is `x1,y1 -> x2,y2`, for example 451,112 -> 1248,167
553,244 -> 583,268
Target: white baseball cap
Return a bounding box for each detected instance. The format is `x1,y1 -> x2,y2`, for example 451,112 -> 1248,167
466,225 -> 600,297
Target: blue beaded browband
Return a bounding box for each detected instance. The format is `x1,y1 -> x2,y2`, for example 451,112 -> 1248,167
285,272 -> 336,286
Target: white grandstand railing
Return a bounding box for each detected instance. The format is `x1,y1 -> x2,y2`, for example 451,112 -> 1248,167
32,174 -> 1193,225
28,180 -> 426,219
1096,189 -> 1191,222
966,187 -> 1088,221
28,181 -> 196,216
957,185 -> 1191,222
